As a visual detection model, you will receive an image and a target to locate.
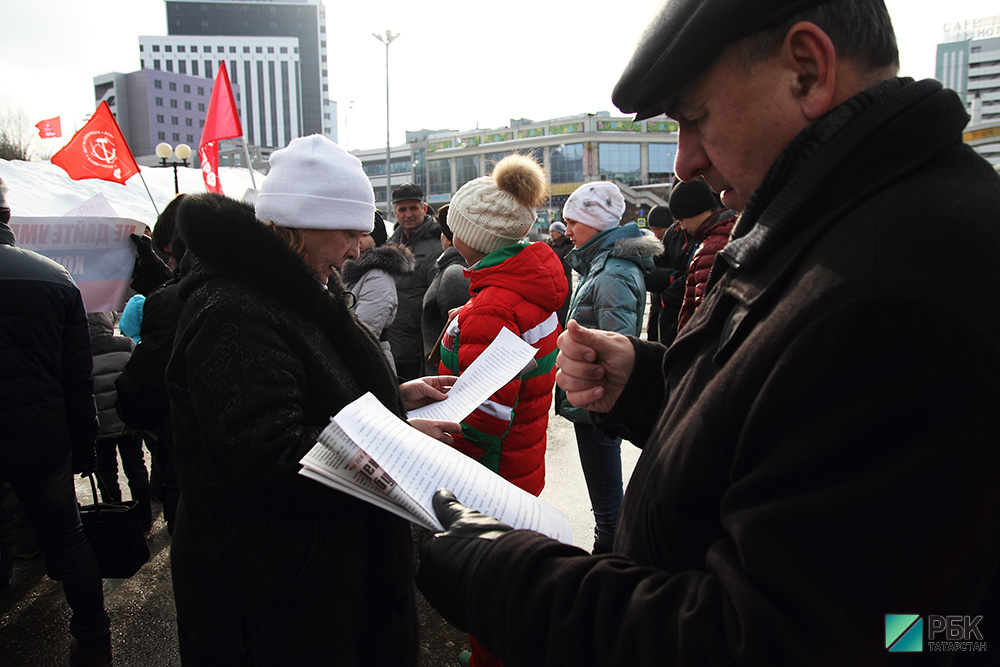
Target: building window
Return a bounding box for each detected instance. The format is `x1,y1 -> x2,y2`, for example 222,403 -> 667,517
456,155 -> 478,189
550,143 -> 584,184
186,118 -> 193,126
205,61 -> 213,78
179,60 -> 187,75
280,47 -> 288,54
155,97 -> 164,106
184,101 -> 192,110
153,59 -> 161,70
244,46 -> 250,53
648,143 -> 677,182
256,46 -> 263,53
190,45 -> 198,53
165,45 -> 173,52
198,103 -> 205,112
187,134 -> 195,143
172,133 -> 180,141
169,82 -> 177,91
229,46 -> 236,53
391,158 -> 411,174
267,47 -> 274,54
427,159 -> 451,195
154,79 -> 162,89
156,114 -> 164,123
166,60 -> 174,72
158,131 -> 166,140
177,45 -> 185,53
152,45 -> 160,52
171,116 -> 179,125
363,162 -> 386,176
170,99 -> 178,108
183,84 -> 191,93
197,86 -> 205,95
217,46 -> 225,53
598,143 -> 641,185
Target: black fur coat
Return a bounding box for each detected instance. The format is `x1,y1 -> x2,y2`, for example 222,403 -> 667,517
166,193 -> 417,664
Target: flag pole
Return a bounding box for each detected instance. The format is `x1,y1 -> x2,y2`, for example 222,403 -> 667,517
137,171 -> 160,216
240,139 -> 257,189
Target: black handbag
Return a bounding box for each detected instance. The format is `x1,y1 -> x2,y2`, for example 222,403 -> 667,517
78,473 -> 150,579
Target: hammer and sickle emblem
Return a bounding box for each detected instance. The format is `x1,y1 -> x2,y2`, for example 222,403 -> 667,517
89,136 -> 117,165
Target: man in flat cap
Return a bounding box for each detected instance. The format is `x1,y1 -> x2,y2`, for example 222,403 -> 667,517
385,182 -> 442,380
416,0 -> 1000,664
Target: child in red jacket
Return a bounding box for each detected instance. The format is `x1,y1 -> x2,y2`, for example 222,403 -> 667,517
436,154 -> 569,666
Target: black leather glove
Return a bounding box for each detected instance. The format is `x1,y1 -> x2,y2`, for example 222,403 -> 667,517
72,442 -> 96,477
129,234 -> 172,295
130,233 -> 156,261
416,489 -> 513,631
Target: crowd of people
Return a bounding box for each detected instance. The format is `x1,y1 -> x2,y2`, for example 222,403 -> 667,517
2,0 -> 999,665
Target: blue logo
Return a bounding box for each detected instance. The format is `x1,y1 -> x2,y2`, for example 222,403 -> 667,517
886,614 -> 923,652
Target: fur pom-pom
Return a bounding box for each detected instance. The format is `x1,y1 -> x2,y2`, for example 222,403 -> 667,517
493,154 -> 547,208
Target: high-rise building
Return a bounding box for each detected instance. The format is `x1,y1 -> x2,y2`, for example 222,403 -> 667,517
937,15 -> 1000,125
138,35 -> 302,150
165,0 -> 333,145
93,69 -> 240,160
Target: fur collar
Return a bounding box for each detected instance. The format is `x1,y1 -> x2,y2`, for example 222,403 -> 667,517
175,193 -> 404,413
176,193 -> 354,315
340,243 -> 415,288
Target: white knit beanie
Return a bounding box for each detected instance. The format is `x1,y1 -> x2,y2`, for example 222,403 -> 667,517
255,135 -> 374,232
448,154 -> 547,256
563,181 -> 626,232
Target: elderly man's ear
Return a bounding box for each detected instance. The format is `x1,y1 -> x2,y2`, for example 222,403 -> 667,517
782,21 -> 839,121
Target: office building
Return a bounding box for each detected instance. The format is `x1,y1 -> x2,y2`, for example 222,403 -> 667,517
94,69 -> 240,161
138,35 -> 302,150
937,15 -> 1000,164
165,0 -> 333,143
353,112 -> 678,230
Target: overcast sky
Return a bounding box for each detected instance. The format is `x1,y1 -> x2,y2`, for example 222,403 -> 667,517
2,0 -> 998,153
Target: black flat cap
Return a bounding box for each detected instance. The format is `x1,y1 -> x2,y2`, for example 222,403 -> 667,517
613,0 -> 837,120
392,182 -> 424,204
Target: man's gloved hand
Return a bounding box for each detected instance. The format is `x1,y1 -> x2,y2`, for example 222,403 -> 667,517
72,442 -> 96,477
129,233 -> 157,261
416,489 -> 513,631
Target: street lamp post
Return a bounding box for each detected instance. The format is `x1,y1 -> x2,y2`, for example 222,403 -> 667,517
155,142 -> 192,195
373,30 -> 399,218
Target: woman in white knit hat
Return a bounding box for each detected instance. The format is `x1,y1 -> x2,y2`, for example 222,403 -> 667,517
430,153 -> 569,667
165,135 -> 457,666
554,180 -> 663,554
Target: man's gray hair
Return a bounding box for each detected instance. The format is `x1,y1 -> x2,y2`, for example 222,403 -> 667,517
735,0 -> 898,74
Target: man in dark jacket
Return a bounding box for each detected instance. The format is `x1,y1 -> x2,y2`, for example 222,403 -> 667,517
546,221 -> 574,328
642,204 -> 686,344
0,177 -> 112,665
415,1 -> 1000,664
385,182 -> 443,380
666,178 -> 737,332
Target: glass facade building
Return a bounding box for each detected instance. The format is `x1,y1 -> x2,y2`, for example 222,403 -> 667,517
165,0 -> 329,140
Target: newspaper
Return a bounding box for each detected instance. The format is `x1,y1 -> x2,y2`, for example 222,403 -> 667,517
299,328 -> 572,543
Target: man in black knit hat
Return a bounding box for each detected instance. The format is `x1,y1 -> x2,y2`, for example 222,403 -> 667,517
415,0 -> 1000,663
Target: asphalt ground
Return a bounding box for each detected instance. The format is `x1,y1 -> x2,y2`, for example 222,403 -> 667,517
0,401 -> 641,666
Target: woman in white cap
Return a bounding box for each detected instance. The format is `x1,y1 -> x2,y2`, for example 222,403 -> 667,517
555,181 -> 663,554
165,135 -> 456,665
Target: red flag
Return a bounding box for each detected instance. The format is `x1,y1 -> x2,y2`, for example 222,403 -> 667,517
35,116 -> 62,139
199,61 -> 243,194
51,102 -> 139,185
